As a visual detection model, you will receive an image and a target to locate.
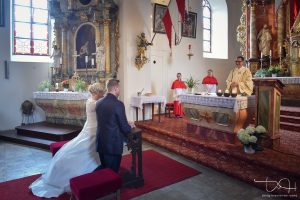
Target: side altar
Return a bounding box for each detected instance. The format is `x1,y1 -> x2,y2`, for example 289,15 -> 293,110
33,91 -> 90,126
180,94 -> 256,144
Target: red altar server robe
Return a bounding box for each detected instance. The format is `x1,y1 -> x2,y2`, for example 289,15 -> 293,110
171,80 -> 187,117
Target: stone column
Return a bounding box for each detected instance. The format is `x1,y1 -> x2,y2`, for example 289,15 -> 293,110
249,3 -> 257,58
103,19 -> 111,75
277,3 -> 284,57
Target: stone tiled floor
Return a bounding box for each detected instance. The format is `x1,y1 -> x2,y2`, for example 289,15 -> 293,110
0,140 -> 284,200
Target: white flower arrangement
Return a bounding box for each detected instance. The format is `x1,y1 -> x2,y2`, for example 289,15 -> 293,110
237,125 -> 266,146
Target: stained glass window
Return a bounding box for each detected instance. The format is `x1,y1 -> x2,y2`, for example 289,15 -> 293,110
13,0 -> 49,55
202,0 -> 211,53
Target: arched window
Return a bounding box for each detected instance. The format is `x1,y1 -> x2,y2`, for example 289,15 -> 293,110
13,0 -> 50,55
202,0 -> 211,53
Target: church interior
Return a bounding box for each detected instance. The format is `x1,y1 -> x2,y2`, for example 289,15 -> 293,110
0,0 -> 300,199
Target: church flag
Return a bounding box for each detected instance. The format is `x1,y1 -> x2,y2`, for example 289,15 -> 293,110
290,0 -> 300,28
162,0 -> 186,48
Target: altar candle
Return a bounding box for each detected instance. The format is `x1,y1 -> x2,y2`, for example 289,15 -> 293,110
218,89 -> 222,93
280,46 -> 282,54
55,83 -> 59,89
85,56 -> 88,63
260,52 -> 263,58
269,50 -> 272,57
91,58 -> 95,66
60,57 -> 62,64
225,89 -> 229,93
189,44 -> 191,50
232,87 -> 237,94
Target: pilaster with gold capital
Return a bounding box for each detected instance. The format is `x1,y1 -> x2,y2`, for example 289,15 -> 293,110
249,3 -> 257,58
103,19 -> 111,75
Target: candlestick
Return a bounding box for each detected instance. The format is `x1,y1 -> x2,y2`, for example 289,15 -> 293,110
85,56 -> 88,63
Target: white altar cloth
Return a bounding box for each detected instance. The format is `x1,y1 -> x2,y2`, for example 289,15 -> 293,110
33,91 -> 90,101
179,94 -> 255,112
130,95 -> 166,109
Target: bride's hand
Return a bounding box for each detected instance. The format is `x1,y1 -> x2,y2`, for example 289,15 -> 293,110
128,121 -> 135,128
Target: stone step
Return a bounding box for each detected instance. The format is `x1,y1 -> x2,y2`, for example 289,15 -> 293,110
15,121 -> 81,141
0,130 -> 54,150
280,106 -> 300,117
280,115 -> 300,124
280,121 -> 300,133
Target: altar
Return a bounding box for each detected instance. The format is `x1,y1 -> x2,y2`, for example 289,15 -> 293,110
33,92 -> 90,126
180,94 -> 256,143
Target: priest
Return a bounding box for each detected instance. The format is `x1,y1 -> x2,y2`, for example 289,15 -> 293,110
171,73 -> 187,118
202,69 -> 218,93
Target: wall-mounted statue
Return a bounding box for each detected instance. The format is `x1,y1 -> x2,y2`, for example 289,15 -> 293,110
257,24 -> 272,56
50,45 -> 61,73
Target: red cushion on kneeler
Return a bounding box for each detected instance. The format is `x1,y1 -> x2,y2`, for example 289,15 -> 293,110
70,168 -> 122,200
49,141 -> 69,156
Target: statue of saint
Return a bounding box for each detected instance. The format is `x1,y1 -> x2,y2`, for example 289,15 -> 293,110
95,42 -> 105,71
50,45 -> 61,73
257,24 -> 272,56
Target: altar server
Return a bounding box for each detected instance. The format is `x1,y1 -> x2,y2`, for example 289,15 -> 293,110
171,73 -> 187,118
202,69 -> 218,93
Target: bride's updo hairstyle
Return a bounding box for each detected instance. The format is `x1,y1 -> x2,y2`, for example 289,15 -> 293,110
88,83 -> 105,95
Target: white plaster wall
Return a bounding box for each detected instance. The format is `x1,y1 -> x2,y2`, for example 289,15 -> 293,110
118,0 -> 243,121
0,1 -> 49,130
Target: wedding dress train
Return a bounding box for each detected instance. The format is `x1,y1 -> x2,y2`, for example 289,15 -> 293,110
29,99 -> 101,198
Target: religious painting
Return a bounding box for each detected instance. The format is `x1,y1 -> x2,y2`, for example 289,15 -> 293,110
182,12 -> 197,38
153,4 -> 167,34
0,0 -> 4,27
76,24 -> 96,70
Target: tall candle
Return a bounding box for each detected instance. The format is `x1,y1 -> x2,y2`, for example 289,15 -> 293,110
91,58 -> 94,66
189,44 -> 191,50
85,56 -> 88,63
60,57 -> 62,64
269,50 -> 272,57
280,46 -> 282,54
55,83 -> 59,89
260,52 -> 263,58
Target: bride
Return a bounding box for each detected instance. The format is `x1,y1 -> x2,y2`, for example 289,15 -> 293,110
29,83 -> 105,198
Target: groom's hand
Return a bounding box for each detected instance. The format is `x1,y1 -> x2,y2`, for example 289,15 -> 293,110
128,121 -> 135,128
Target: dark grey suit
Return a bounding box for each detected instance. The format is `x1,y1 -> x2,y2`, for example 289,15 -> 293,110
95,93 -> 131,172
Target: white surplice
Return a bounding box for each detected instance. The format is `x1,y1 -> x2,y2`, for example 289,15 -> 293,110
29,98 -> 101,198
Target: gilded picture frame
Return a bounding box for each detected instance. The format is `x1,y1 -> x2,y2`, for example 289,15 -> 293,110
0,0 -> 4,27
182,12 -> 197,38
153,4 -> 167,34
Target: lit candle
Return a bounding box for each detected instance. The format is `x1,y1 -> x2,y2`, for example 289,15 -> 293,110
280,46 -> 282,54
260,52 -> 263,58
225,89 -> 229,93
269,50 -> 272,57
232,87 -> 237,94
55,83 -> 59,89
189,44 -> 191,50
85,56 -> 88,63
91,58 -> 94,66
218,89 -> 222,93
60,57 -> 62,64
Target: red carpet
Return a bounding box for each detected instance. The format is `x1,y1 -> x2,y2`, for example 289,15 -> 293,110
0,150 -> 200,200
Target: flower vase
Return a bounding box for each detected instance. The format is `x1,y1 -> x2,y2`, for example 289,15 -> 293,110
64,88 -> 68,92
188,88 -> 194,94
272,73 -> 277,77
244,145 -> 255,154
254,136 -> 264,151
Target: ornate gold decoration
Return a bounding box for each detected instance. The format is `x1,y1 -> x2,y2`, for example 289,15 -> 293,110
135,33 -> 151,70
115,18 -> 120,72
236,0 -> 247,57
292,13 -> 300,33
199,111 -> 212,123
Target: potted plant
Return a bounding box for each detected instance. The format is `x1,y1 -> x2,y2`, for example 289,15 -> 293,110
74,79 -> 86,92
237,125 -> 267,154
268,66 -> 281,77
185,76 -> 199,93
254,68 -> 269,78
61,80 -> 69,92
38,80 -> 51,92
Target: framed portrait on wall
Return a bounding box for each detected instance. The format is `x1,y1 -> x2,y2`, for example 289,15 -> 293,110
153,4 -> 167,34
0,0 -> 4,27
182,12 -> 197,38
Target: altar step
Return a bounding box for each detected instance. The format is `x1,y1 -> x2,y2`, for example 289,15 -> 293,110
280,106 -> 300,133
0,122 -> 82,150
136,117 -> 300,197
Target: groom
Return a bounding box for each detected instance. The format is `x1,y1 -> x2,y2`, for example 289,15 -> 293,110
95,79 -> 133,172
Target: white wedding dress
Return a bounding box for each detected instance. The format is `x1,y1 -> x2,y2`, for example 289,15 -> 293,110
29,98 -> 101,198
